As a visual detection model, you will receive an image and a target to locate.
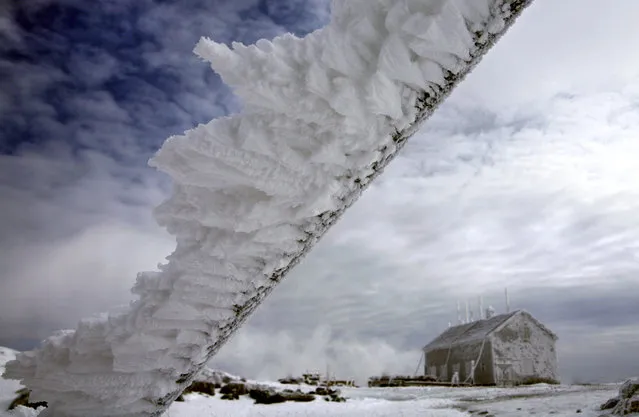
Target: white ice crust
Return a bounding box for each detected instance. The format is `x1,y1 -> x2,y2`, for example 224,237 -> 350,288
3,1 -> 530,416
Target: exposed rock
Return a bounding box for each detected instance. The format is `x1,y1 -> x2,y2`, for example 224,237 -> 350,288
264,394 -> 287,404
601,398 -> 620,411
249,388 -> 287,404
368,374 -> 436,387
315,386 -> 340,396
183,381 -> 216,397
278,377 -> 303,384
219,382 -> 248,396
248,387 -> 275,402
604,377 -> 639,415
283,392 -> 316,402
178,377 -> 346,405
311,386 -> 346,402
8,388 -> 48,411
620,379 -> 639,400
196,367 -> 242,387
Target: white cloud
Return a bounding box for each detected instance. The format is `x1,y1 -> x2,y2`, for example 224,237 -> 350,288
0,222 -> 173,340
334,85 -> 639,292
212,324 -> 421,385
454,0 -> 639,109
0,142 -> 174,346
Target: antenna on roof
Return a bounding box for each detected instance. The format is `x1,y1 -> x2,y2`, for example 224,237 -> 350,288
505,288 -> 510,313
465,300 -> 470,323
479,296 -> 484,320
457,300 -> 461,325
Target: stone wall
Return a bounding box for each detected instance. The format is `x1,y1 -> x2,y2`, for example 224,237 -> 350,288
490,312 -> 558,384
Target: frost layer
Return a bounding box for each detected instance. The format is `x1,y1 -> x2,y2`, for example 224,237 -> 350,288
3,0 -> 533,416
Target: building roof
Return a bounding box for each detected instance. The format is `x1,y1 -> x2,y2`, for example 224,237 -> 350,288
423,310 -> 520,351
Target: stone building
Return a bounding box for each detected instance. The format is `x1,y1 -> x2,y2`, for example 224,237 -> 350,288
422,309 -> 558,385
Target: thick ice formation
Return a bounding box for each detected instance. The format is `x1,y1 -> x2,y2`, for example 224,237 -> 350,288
3,0 -> 533,416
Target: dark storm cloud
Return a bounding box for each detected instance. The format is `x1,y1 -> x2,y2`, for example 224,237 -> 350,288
517,288 -> 639,330
0,0 -> 330,348
0,0 -> 329,156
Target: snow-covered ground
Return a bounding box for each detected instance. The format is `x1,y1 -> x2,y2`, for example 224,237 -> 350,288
1,346 -> 619,417
167,393 -> 464,417
0,347 -> 22,412
165,383 -> 617,417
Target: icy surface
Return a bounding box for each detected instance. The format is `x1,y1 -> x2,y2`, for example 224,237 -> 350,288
0,347 -> 21,411
0,349 -> 617,417
2,0 -> 533,416
162,383 -> 619,417
0,347 -> 43,416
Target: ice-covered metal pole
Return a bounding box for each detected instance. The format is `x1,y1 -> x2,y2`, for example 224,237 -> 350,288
4,1 -> 534,415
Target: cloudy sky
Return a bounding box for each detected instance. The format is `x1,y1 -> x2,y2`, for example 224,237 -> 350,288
1,0 -> 638,385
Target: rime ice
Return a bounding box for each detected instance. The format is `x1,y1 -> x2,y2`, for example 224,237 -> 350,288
2,0 -> 532,416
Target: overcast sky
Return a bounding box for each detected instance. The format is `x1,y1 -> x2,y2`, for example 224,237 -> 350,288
1,0 -> 638,385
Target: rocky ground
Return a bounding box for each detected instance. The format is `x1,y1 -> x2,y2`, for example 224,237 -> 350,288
175,370 -> 347,405
598,378 -> 639,416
